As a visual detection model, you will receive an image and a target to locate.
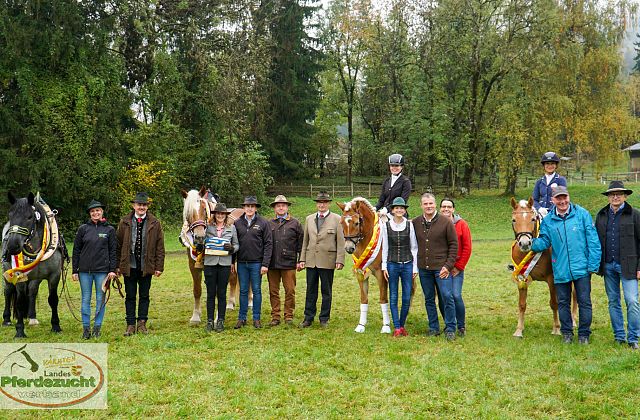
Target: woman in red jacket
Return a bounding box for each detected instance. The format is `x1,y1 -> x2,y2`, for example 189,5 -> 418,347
439,198 -> 472,336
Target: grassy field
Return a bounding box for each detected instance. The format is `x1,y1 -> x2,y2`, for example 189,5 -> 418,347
3,185 -> 640,417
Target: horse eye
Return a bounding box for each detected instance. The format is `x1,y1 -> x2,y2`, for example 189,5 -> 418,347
512,219 -> 515,223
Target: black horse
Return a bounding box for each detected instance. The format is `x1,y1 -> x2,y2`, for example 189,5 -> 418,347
2,192 -> 63,338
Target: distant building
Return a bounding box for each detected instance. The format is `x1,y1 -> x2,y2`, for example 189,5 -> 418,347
623,143 -> 640,172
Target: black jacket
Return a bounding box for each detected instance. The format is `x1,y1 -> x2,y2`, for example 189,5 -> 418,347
375,174 -> 412,211
72,220 -> 117,273
234,214 -> 273,267
595,203 -> 640,279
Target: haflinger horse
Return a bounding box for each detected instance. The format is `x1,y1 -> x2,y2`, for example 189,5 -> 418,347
337,197 -> 393,333
180,188 -> 245,324
2,192 -> 64,338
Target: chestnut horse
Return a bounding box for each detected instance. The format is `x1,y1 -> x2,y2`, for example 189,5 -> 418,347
180,188 -> 245,324
337,197 -> 392,333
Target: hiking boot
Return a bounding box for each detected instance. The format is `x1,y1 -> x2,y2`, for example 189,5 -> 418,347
253,320 -> 262,329
234,320 -> 246,329
562,334 -> 573,344
214,319 -> 224,332
299,320 -> 312,328
445,331 -> 456,341
269,319 -> 281,327
458,328 -> 466,337
206,320 -> 214,332
427,329 -> 441,337
124,325 -> 136,336
137,320 -> 148,335
284,319 -> 293,326
393,328 -> 403,337
629,342 -> 639,350
82,327 -> 91,340
578,336 -> 589,345
92,325 -> 101,338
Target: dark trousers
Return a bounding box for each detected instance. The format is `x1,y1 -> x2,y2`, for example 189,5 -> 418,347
204,265 -> 231,322
304,267 -> 334,322
124,268 -> 152,325
556,275 -> 592,338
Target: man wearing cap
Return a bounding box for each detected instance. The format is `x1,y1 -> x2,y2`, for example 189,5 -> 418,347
298,191 -> 345,328
595,181 -> 640,350
375,153 -> 412,214
532,151 -> 567,214
233,196 -> 273,329
531,185 -> 601,345
116,192 -> 165,336
72,200 -> 117,339
267,195 -> 304,326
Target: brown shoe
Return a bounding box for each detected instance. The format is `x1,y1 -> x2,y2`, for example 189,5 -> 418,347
234,320 -> 246,329
299,320 -> 312,328
269,319 -> 280,327
253,320 -> 262,329
123,325 -> 136,336
136,320 -> 148,335
284,319 -> 293,326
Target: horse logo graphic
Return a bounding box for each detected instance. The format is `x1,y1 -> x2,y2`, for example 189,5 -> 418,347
0,344 -> 39,374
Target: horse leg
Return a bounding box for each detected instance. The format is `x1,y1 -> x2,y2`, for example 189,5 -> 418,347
548,280 -> 561,335
571,282 -> 578,329
377,271 -> 390,333
189,257 -> 202,324
14,284 -> 28,338
3,281 -> 14,326
355,272 -> 368,333
27,279 -> 41,326
49,274 -> 62,333
513,285 -> 527,338
227,268 -> 238,310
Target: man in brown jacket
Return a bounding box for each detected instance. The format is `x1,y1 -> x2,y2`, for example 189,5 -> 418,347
116,192 -> 165,336
412,193 -> 458,340
267,195 -> 304,326
298,191 -> 345,328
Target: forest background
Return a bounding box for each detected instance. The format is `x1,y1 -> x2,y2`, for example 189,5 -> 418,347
2,0 -> 640,227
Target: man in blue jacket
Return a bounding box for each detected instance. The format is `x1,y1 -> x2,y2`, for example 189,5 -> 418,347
531,185 -> 601,344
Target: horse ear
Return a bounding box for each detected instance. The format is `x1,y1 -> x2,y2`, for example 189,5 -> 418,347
8,192 -> 16,205
181,189 -> 188,199
198,186 -> 206,197
336,201 -> 345,211
510,197 -> 517,210
527,197 -> 534,208
27,192 -> 35,206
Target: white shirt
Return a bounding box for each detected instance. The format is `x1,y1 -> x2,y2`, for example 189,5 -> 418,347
545,172 -> 556,186
317,211 -> 330,219
381,217 -> 419,274
390,173 -> 401,188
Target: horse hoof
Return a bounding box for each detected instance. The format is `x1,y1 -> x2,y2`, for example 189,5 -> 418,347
551,329 -> 561,336
51,326 -> 62,334
29,319 -> 39,326
355,325 -> 365,333
380,325 -> 391,334
189,317 -> 201,325
226,304 -> 235,311
512,332 -> 524,339
2,321 -> 11,327
14,332 -> 27,339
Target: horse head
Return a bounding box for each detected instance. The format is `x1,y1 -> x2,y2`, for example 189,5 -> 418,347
510,197 -> 540,252
181,187 -> 210,253
5,192 -> 42,257
337,197 -> 375,254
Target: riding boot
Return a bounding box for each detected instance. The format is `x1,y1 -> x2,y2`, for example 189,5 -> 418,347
92,325 -> 101,338
136,319 -> 148,334
82,327 -> 91,340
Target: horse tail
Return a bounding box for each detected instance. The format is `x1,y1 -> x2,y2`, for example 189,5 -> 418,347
10,288 -> 18,320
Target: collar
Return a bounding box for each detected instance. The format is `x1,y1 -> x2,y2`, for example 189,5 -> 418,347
391,173 -> 402,179
134,213 -> 147,220
390,217 -> 407,227
610,202 -> 625,215
423,211 -> 438,223
244,214 -> 256,224
317,211 -> 330,218
554,204 -> 571,218
274,214 -> 289,221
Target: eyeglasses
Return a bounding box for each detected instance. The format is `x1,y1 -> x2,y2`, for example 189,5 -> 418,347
608,193 -> 625,198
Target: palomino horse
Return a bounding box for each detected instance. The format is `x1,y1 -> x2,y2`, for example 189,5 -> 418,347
2,192 -> 64,338
180,188 -> 245,324
337,197 -> 392,333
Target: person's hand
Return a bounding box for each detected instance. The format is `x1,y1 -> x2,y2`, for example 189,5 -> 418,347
451,267 -> 460,277
107,272 -> 116,280
382,270 -> 389,280
72,273 -> 79,282
116,268 -> 121,277
439,266 -> 450,279
297,262 -> 305,272
412,272 -> 418,280
154,271 -> 162,277
223,243 -> 233,251
336,263 -> 344,270
260,266 -> 269,275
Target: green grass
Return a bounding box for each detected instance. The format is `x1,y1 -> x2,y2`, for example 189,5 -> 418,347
4,185 -> 640,417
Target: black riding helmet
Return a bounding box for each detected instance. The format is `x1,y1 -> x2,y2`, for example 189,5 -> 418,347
388,153 -> 404,166
540,152 -> 560,164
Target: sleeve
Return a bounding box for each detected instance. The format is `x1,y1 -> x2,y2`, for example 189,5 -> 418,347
532,179 -> 541,210
531,219 -> 552,252
454,221 -> 472,271
375,178 -> 388,210
300,218 -> 309,263
155,221 -> 165,272
115,220 -> 124,269
557,175 -> 567,187
108,226 -> 117,272
381,222 -> 389,271
295,221 -> 304,263
584,212 -> 601,273
400,177 -> 412,203
231,225 -> 239,253
72,226 -> 83,273
444,221 -> 458,271
261,220 -> 273,268
336,216 -> 346,265
410,222 -> 419,274
635,211 -> 640,274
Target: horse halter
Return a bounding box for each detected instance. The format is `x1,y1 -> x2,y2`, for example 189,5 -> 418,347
512,209 -> 540,242
7,207 -> 42,257
343,213 -> 365,245
188,199 -> 211,234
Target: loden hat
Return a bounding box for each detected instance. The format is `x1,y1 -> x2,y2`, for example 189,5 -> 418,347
270,195 -> 292,207
390,197 -> 409,208
602,180 -> 633,196
313,191 -> 332,202
212,203 -> 231,214
242,196 -> 261,208
86,199 -> 104,213
131,192 -> 151,204
551,185 -> 569,197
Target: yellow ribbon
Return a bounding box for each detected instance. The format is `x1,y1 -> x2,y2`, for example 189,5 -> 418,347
3,224 -> 49,285
511,243 -> 534,283
352,213 -> 380,274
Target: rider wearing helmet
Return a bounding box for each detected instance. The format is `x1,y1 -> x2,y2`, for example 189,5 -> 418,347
375,154 -> 412,213
532,152 -> 567,212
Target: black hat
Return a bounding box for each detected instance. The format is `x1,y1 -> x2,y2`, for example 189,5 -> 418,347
602,180 -> 633,196
241,196 -> 261,208
388,153 -> 405,166
131,192 -> 151,204
212,203 -> 231,214
540,152 -> 560,164
313,191 -> 332,202
86,199 -> 104,213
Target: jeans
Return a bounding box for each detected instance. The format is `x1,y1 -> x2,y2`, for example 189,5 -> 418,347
204,265 -> 231,322
237,262 -> 262,321
555,275 -> 592,338
79,272 -> 107,327
387,262 -> 413,329
452,271 -> 465,330
603,262 -> 640,344
419,268 -> 455,333
124,268 -> 152,325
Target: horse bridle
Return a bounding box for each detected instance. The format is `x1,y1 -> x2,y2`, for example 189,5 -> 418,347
6,208 -> 42,258
343,213 -> 365,245
512,209 -> 540,242
188,199 -> 212,235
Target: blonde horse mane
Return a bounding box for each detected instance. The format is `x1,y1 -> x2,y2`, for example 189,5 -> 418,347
344,196 -> 376,214
183,190 -> 205,223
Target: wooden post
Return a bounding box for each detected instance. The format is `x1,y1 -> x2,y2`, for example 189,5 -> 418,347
310,184 -> 313,197
332,184 -> 335,197
368,183 -> 371,197
351,183 -> 354,197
